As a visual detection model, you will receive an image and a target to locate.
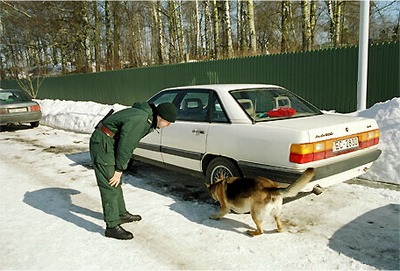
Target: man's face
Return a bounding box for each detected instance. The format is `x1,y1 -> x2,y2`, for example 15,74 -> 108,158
157,115 -> 171,128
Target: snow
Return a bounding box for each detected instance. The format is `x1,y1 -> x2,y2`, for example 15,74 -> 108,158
348,98 -> 400,185
0,98 -> 399,270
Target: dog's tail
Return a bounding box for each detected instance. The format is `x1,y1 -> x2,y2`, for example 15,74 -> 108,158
276,168 -> 314,198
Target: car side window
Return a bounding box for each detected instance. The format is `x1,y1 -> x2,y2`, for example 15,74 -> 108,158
211,95 -> 229,123
176,91 -> 210,122
149,90 -> 180,106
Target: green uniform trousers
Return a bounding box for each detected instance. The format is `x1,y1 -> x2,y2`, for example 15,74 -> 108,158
90,130 -> 127,228
92,162 -> 127,228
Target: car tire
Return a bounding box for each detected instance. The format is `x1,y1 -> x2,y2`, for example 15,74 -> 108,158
30,121 -> 39,128
205,157 -> 242,185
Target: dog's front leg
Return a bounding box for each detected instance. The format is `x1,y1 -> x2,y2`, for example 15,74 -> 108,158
210,203 -> 230,220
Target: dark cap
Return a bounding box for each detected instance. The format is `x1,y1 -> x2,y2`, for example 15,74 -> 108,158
156,103 -> 178,123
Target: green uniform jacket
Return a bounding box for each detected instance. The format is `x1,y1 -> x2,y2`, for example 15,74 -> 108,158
90,102 -> 154,172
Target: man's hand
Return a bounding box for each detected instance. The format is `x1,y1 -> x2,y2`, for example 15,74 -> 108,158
109,171 -> 123,187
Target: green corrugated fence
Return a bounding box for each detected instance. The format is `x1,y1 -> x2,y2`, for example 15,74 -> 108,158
1,42 -> 398,113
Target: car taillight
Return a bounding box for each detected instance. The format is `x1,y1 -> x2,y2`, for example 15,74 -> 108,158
290,129 -> 380,164
29,105 -> 41,112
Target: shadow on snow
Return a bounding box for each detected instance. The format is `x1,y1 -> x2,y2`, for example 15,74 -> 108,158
23,188 -> 103,235
328,204 -> 400,270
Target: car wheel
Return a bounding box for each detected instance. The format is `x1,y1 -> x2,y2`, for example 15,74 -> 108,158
30,121 -> 39,128
205,157 -> 242,185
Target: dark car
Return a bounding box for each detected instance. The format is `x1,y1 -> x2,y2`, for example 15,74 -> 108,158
0,89 -> 42,128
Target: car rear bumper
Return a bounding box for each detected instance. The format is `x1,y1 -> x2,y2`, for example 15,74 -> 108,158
0,111 -> 42,125
238,148 -> 382,184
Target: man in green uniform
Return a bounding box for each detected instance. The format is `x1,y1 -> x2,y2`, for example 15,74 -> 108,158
89,102 -> 177,240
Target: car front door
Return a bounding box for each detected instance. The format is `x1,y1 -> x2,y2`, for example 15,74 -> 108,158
134,90 -> 181,164
161,90 -> 212,172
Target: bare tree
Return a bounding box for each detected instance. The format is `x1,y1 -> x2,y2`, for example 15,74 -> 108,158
237,1 -> 244,53
112,1 -> 121,70
152,1 -> 166,65
222,0 -> 234,58
203,1 -> 213,58
212,0 -> 220,59
93,1 -> 101,72
326,0 -> 344,47
14,69 -> 45,98
0,0 -> 398,80
105,1 -> 113,70
167,0 -> 178,62
248,0 -> 257,55
194,0 -> 202,59
176,0 -> 186,62
301,0 -> 317,51
281,1 -> 291,53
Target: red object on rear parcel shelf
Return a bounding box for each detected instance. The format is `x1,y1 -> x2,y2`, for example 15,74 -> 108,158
267,107 -> 297,117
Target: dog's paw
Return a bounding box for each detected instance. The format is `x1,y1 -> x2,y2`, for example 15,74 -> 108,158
209,215 -> 220,220
246,230 -> 264,236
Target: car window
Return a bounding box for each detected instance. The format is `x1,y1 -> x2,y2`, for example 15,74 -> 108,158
176,90 -> 210,122
211,94 -> 229,123
0,90 -> 32,104
149,90 -> 180,106
230,87 -> 322,122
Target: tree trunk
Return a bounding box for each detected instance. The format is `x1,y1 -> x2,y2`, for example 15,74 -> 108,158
74,1 -> 89,73
112,1 -> 121,70
237,1 -> 243,52
247,0 -> 257,55
281,1 -> 291,53
176,0 -> 185,62
194,0 -> 202,59
152,1 -> 166,65
327,0 -> 343,47
105,1 -> 113,70
93,1 -> 101,72
301,0 -> 312,51
203,1 -> 213,58
222,0 -> 233,58
167,0 -> 178,63
310,1 -> 317,46
212,1 -> 220,59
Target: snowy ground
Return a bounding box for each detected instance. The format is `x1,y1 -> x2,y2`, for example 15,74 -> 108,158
0,98 -> 399,270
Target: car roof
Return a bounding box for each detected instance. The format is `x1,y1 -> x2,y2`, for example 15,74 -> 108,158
0,89 -> 23,92
163,84 -> 284,92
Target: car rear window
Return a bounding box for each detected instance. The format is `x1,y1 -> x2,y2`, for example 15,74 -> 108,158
0,90 -> 32,104
230,87 -> 322,122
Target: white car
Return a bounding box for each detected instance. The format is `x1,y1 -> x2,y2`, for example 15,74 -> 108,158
133,84 -> 381,192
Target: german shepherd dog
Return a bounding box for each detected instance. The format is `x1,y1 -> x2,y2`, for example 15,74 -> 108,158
206,168 -> 314,236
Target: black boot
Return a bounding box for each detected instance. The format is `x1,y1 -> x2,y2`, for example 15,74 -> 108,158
105,225 -> 133,240
120,212 -> 142,224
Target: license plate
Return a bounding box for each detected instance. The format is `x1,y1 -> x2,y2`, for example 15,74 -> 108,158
8,107 -> 28,113
333,137 -> 359,152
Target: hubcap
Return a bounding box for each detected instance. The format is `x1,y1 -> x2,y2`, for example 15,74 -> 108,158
211,165 -> 234,184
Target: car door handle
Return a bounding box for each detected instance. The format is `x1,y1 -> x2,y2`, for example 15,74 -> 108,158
192,129 -> 205,135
